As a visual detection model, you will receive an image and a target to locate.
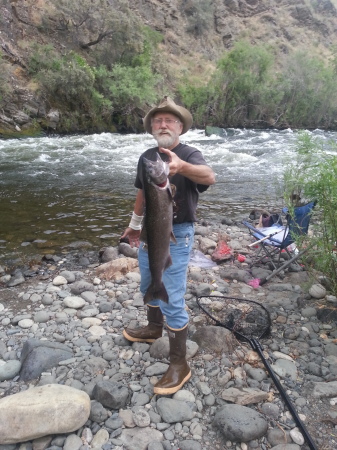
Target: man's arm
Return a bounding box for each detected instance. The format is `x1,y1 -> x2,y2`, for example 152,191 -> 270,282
133,189 -> 144,215
120,189 -> 144,247
159,147 -> 215,185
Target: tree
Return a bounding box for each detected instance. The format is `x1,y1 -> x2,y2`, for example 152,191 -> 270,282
47,0 -> 143,62
278,52 -> 337,129
208,41 -> 275,126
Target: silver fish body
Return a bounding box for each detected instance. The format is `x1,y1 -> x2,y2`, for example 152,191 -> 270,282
140,152 -> 176,304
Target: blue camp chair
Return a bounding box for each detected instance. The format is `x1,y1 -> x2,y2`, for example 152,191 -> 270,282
242,201 -> 316,272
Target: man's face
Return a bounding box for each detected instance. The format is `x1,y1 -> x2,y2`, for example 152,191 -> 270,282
151,112 -> 183,149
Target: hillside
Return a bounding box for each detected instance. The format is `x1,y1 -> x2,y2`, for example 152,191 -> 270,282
1,0 -> 337,137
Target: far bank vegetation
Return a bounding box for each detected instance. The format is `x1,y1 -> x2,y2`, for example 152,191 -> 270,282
1,0 -> 337,132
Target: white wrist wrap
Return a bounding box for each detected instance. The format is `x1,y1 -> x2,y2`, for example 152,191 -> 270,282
129,212 -> 143,230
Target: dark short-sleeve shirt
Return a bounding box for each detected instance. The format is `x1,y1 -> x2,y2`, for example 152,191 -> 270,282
135,143 -> 210,223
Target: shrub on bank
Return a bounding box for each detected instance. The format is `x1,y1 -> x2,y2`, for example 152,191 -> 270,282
283,132 -> 337,296
180,41 -> 337,130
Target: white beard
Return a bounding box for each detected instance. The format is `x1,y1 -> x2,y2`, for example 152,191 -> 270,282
153,131 -> 177,148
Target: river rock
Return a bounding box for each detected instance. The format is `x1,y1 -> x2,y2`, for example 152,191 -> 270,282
272,359 -> 298,381
118,242 -> 138,259
311,380 -> 337,397
70,280 -> 95,295
99,246 -> 119,262
63,433 -> 83,450
7,270 -> 25,287
0,360 -> 21,381
119,427 -> 164,450
221,387 -> 269,405
53,275 -> 68,286
219,267 -> 251,283
0,384 -> 90,444
18,319 -> 34,329
20,339 -> 73,381
191,325 -> 236,352
132,407 -> 151,427
309,283 -> 326,299
156,398 -> 194,423
92,380 -> 131,409
90,428 -> 109,448
214,404 -> 268,442
95,257 -> 139,280
63,296 -> 86,309
59,270 -> 76,283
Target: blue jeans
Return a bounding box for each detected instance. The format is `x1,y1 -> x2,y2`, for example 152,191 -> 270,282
138,222 -> 194,330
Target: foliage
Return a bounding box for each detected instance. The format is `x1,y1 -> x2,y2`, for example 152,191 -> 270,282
27,31 -> 162,128
283,132 -> 337,295
47,0 -> 143,65
92,23 -> 163,118
206,41 -> 275,126
277,52 -> 337,129
28,45 -> 110,125
29,47 -> 95,104
179,41 -> 337,130
181,0 -> 215,37
178,84 -> 212,126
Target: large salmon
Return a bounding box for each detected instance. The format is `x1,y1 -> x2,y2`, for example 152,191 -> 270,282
140,152 -> 176,304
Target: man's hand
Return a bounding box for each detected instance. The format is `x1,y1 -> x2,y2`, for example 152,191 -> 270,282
159,147 -> 215,185
159,147 -> 182,176
120,228 -> 141,248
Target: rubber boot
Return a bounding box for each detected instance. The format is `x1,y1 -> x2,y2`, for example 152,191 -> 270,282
153,325 -> 191,395
123,305 -> 163,343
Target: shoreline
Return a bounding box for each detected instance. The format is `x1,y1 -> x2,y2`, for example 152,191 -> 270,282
0,221 -> 336,449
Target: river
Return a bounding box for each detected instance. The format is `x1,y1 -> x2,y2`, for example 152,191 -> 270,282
0,128 -> 333,267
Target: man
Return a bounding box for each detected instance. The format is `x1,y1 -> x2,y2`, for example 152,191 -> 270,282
121,96 -> 215,395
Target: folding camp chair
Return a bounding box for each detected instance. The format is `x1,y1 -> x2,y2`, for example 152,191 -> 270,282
242,201 -> 316,277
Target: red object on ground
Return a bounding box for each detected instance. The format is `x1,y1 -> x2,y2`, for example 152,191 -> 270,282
212,240 -> 233,262
237,254 -> 246,262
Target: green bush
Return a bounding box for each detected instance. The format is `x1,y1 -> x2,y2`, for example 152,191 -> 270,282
283,132 -> 337,295
27,21 -> 163,131
27,44 -> 62,75
277,52 -> 337,129
94,63 -> 161,113
179,41 -> 277,128
211,41 -> 274,126
179,42 -> 337,130
35,52 -> 95,106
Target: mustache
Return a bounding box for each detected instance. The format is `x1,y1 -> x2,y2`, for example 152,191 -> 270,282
152,129 -> 174,139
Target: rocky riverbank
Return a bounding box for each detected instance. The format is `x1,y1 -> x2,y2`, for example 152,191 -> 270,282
1,221 -> 337,450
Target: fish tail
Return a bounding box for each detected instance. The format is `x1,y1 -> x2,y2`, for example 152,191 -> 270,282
144,282 -> 169,304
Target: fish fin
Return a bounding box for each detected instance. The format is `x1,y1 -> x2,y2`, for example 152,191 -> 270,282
144,282 -> 169,304
139,225 -> 147,244
170,183 -> 176,198
170,232 -> 177,244
166,185 -> 173,201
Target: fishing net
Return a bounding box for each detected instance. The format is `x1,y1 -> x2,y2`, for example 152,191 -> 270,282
196,295 -> 271,343
196,295 -> 318,450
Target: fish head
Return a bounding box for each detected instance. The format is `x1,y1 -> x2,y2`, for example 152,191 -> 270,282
143,153 -> 169,188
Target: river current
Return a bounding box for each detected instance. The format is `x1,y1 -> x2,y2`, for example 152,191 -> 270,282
0,128 -> 334,267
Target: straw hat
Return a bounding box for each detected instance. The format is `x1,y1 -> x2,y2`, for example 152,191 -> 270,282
143,96 -> 193,135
